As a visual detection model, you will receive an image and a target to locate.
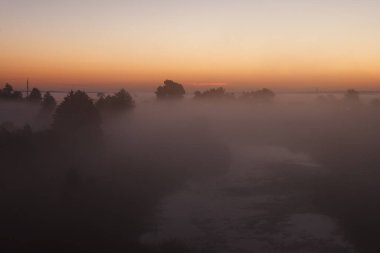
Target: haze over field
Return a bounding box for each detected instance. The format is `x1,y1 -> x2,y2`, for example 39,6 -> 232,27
1,1 -> 380,253
1,82 -> 380,252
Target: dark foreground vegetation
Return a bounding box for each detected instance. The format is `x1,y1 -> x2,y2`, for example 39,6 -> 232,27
1,80 -> 380,252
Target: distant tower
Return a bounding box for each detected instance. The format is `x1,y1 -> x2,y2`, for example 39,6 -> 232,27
26,79 -> 29,97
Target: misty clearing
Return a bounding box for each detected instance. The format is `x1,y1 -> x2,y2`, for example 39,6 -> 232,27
1,82 -> 380,253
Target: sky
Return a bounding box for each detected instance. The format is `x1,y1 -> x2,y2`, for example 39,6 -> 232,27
1,0 -> 380,90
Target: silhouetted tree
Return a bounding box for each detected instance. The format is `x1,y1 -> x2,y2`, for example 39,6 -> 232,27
194,87 -> 234,100
13,91 -> 22,100
0,83 -> 13,98
27,88 -> 42,103
52,90 -> 101,135
155,80 -> 186,100
240,88 -> 275,103
41,92 -> 57,113
95,89 -> 135,112
0,83 -> 23,100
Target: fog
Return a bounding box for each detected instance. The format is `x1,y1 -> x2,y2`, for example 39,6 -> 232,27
1,88 -> 380,253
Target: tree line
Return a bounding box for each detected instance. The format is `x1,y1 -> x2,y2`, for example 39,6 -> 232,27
0,80 -> 379,252
0,82 -> 231,253
1,80 -> 378,122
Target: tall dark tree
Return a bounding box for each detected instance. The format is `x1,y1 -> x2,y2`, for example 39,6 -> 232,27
95,89 -> 134,112
27,88 -> 42,103
0,83 -> 14,98
113,89 -> 134,109
52,90 -> 101,135
41,92 -> 57,112
0,83 -> 23,100
155,80 -> 186,100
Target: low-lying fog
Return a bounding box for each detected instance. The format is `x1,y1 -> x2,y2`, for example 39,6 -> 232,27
1,92 -> 379,253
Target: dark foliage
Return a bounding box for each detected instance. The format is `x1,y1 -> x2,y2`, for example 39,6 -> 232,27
95,89 -> 134,112
0,89 -> 231,253
52,90 -> 101,135
240,88 -> 275,103
194,87 -> 234,100
0,83 -> 23,100
41,91 -> 57,113
155,80 -> 186,100
26,88 -> 42,103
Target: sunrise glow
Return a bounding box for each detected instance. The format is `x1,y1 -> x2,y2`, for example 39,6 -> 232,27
1,0 -> 380,90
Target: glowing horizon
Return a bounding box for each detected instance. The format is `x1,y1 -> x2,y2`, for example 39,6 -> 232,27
1,0 -> 380,90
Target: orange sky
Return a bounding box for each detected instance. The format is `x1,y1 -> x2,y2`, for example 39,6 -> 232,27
1,0 -> 380,90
